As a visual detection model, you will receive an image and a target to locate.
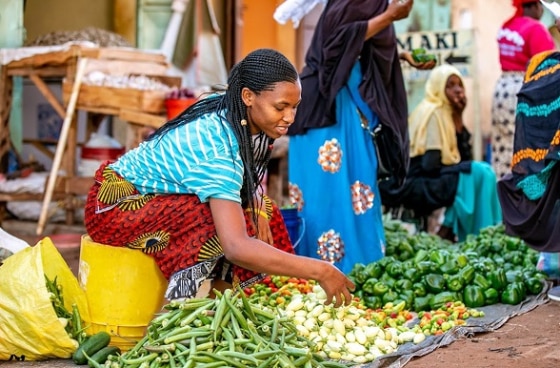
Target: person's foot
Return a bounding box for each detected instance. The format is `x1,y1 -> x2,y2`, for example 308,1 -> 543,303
548,285 -> 560,302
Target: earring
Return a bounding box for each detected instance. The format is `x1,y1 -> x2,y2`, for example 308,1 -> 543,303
241,119 -> 247,126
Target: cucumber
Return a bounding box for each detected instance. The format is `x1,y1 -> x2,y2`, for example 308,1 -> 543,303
72,331 -> 111,365
88,346 -> 121,367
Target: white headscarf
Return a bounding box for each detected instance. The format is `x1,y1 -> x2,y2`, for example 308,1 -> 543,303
408,64 -> 465,165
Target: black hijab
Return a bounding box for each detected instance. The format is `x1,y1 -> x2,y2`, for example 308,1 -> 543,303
289,0 -> 409,186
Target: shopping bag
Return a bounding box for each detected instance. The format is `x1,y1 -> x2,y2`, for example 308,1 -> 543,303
0,237 -> 90,361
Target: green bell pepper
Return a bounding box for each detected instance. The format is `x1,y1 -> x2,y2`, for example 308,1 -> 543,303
488,269 -> 507,291
446,274 -> 464,292
372,281 -> 390,296
414,249 -> 429,264
362,295 -> 382,309
429,250 -> 446,266
394,278 -> 413,292
361,278 -> 379,295
473,273 -> 492,290
412,282 -> 427,297
364,262 -> 383,279
439,259 -> 460,275
403,267 -> 421,282
424,273 -> 446,294
483,287 -> 499,305
524,277 -> 544,295
385,262 -> 403,278
416,260 -> 437,275
430,291 -> 457,310
382,289 -> 399,305
500,283 -> 523,305
455,253 -> 469,268
463,285 -> 486,308
459,264 -> 476,284
505,270 -> 523,283
413,294 -> 433,312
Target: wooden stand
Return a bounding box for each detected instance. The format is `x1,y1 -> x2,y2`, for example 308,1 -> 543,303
0,45 -> 175,232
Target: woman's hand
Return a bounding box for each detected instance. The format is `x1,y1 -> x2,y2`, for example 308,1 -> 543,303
386,0 -> 414,22
400,51 -> 437,70
316,262 -> 356,307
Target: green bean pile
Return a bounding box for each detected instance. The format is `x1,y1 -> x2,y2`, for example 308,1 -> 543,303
107,288 -> 351,368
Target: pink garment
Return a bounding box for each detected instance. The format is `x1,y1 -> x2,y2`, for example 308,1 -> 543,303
497,16 -> 555,71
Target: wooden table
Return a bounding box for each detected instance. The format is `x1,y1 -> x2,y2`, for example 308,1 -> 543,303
0,45 -> 174,228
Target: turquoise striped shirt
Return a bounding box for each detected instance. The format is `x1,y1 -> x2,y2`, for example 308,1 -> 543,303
109,112 -> 244,203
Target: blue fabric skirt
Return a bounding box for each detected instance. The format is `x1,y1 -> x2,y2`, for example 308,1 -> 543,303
288,63 -> 385,274
443,161 -> 503,242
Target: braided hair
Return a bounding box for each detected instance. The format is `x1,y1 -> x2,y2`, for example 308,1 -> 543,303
147,48 -> 299,220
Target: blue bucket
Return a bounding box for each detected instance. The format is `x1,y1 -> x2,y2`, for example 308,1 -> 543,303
280,208 -> 305,249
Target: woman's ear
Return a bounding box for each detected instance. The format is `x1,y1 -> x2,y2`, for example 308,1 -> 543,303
241,87 -> 254,107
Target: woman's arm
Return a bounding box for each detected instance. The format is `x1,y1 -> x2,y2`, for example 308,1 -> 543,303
209,198 -> 355,307
365,0 -> 413,40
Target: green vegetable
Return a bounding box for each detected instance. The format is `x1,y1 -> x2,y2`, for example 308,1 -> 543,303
472,273 -> 492,290
394,278 -> 413,291
446,274 -> 464,292
372,281 -> 389,296
412,282 -> 427,297
488,269 -> 507,291
361,278 -> 379,295
364,262 -> 383,279
414,249 -> 429,263
524,277 -> 544,295
463,285 -> 485,308
424,273 -> 446,294
88,346 -> 121,367
439,259 -> 460,275
500,283 -> 523,305
382,289 -> 400,304
459,264 -> 475,284
73,331 -> 111,365
385,262 -> 403,278
403,267 -> 421,282
483,287 -> 499,305
430,291 -> 457,310
413,295 -> 433,312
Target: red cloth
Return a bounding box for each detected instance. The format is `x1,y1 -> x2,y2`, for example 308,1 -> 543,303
84,161 -> 295,297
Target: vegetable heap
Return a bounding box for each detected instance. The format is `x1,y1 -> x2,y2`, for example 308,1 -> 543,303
104,288 -> 351,368
349,223 -> 547,312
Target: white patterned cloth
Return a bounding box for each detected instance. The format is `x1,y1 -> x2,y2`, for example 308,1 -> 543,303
273,0 -> 327,28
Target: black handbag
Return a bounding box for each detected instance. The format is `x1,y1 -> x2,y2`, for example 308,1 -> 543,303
372,124 -> 394,182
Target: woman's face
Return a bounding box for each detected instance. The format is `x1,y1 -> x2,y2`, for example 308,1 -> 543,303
243,80 -> 301,138
444,74 -> 466,111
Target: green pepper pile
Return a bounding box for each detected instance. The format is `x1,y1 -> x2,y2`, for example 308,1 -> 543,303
349,222 -> 547,312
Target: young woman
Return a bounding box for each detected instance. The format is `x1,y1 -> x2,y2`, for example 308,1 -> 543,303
84,49 -> 354,307
382,64 -> 502,242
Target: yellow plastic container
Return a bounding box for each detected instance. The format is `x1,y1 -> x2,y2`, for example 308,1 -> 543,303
78,235 -> 168,351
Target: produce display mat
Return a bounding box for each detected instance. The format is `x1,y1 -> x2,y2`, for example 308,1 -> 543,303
363,282 -> 551,368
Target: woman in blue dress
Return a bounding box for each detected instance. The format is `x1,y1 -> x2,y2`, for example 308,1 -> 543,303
288,0 -> 434,273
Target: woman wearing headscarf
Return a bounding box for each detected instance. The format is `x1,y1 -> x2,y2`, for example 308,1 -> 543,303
383,64 -> 502,242
84,49 -> 354,306
491,0 -> 555,179
286,0 -> 435,273
497,50 -> 560,300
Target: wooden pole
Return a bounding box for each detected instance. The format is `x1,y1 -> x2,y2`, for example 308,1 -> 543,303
36,57 -> 88,235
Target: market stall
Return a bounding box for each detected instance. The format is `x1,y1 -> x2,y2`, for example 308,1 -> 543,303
0,42 -> 180,232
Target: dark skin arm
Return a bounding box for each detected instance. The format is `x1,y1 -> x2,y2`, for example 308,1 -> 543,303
365,0 -> 436,70
209,198 -> 355,307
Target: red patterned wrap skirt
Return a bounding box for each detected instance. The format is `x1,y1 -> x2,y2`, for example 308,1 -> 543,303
84,161 -> 295,300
